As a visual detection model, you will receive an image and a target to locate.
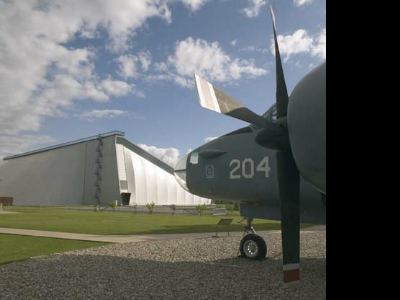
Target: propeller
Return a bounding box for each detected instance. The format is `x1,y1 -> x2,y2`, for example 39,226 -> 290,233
194,6 -> 302,283
194,74 -> 290,150
270,6 -> 301,284
194,74 -> 285,135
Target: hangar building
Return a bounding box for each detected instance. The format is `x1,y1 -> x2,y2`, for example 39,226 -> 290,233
0,131 -> 210,207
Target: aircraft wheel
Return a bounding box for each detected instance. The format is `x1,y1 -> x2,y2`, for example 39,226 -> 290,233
239,234 -> 267,259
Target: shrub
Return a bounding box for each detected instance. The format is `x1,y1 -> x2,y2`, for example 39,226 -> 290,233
169,204 -> 177,215
132,203 -> 138,213
109,200 -> 117,211
196,204 -> 207,216
146,202 -> 155,214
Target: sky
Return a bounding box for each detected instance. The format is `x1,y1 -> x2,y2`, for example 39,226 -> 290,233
0,0 -> 326,167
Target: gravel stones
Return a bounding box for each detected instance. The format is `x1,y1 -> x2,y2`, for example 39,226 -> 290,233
0,231 -> 326,300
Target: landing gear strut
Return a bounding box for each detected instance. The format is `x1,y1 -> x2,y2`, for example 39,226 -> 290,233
238,217 -> 267,260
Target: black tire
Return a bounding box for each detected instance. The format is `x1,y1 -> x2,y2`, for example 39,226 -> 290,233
239,234 -> 267,260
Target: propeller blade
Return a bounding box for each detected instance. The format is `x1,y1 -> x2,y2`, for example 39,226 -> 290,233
270,6 -> 301,283
194,74 -> 285,135
270,6 -> 290,119
277,150 -> 301,283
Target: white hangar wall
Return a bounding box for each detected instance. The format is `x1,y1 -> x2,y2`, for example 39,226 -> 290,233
0,140 -> 88,206
0,132 -> 210,207
115,137 -> 210,206
0,134 -> 120,206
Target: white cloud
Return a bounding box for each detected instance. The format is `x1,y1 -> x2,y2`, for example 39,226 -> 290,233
0,0 -> 267,158
138,144 -> 181,167
117,51 -> 152,79
99,78 -> 133,97
138,51 -> 152,72
205,137 -> 218,143
231,40 -> 238,46
117,55 -> 139,79
239,46 -> 268,53
0,134 -> 57,160
242,0 -> 267,18
77,109 -> 127,120
0,0 -> 177,137
311,29 -> 326,59
272,29 -> 326,62
173,76 -> 194,89
153,62 -> 169,72
166,37 -> 267,86
181,0 -> 209,11
54,48 -> 96,81
142,38 -> 267,88
294,0 -> 313,7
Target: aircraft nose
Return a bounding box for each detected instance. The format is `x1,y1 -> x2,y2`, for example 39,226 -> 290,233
174,154 -> 189,192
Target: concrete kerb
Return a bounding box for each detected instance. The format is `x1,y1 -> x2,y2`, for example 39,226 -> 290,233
0,225 -> 325,244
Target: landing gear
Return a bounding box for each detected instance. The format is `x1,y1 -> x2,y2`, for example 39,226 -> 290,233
238,218 -> 267,260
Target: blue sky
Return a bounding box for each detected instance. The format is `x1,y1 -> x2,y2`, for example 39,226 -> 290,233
0,0 -> 326,166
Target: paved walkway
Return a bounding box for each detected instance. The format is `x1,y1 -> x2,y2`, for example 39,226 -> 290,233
0,225 -> 325,243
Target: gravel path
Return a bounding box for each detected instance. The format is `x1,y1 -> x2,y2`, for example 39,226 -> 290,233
0,231 -> 326,300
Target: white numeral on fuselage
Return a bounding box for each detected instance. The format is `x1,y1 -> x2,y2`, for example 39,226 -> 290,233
230,157 -> 271,179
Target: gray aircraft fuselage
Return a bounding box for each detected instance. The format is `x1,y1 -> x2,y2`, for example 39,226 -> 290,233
175,123 -> 325,224
174,63 -> 326,225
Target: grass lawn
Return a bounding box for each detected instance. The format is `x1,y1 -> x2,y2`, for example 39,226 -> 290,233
0,206 -> 315,266
0,234 -> 108,265
0,206 -> 304,235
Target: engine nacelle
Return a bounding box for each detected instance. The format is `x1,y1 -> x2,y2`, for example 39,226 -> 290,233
288,62 -> 326,194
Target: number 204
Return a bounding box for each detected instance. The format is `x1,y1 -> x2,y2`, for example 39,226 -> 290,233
230,157 -> 271,179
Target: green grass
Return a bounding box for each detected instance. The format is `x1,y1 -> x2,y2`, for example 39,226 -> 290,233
0,206 -> 303,235
0,206 -> 314,265
0,234 -> 108,264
